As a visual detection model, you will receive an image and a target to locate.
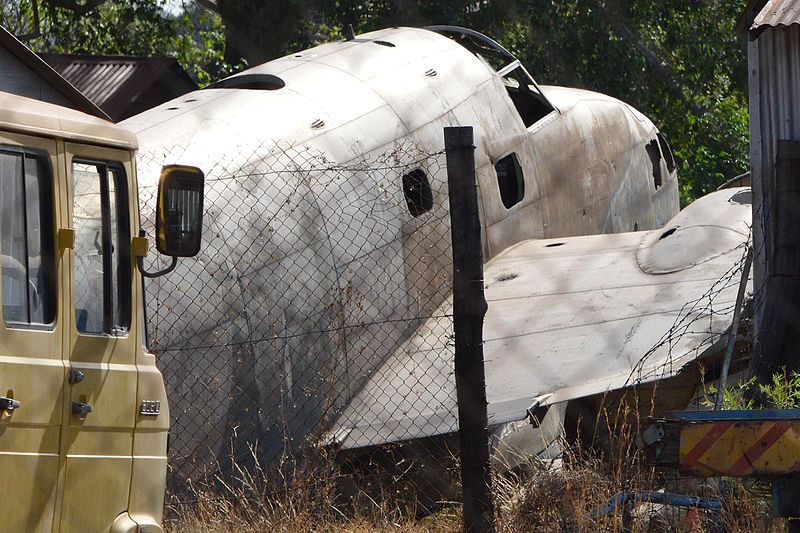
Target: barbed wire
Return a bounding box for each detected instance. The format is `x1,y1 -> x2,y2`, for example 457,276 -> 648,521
136,136 -> 758,509
137,141 -> 455,502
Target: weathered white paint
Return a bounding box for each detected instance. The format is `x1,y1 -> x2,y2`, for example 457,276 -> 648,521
122,27 -> 680,473
333,188 -> 752,449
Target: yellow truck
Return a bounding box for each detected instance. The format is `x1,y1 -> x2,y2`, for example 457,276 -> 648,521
0,91 -> 204,532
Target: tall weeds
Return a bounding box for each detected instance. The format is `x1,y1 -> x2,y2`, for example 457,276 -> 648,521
166,411 -> 778,532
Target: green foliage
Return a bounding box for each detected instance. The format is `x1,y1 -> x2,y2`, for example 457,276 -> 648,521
704,370 -> 800,411
704,377 -> 757,411
759,370 -> 800,409
0,0 -> 240,86
1,1 -> 751,199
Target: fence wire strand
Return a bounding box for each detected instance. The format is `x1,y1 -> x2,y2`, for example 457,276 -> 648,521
138,141 -> 458,505
136,138 -> 758,516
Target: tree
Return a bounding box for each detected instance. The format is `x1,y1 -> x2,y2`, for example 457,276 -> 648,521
2,0 -> 750,201
1,0 -> 238,85
189,0 -> 750,201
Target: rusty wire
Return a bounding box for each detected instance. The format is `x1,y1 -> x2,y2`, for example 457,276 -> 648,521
137,142 -> 458,506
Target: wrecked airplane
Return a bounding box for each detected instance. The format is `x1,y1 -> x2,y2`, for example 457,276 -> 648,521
119,26 -> 745,477
331,187 -> 752,464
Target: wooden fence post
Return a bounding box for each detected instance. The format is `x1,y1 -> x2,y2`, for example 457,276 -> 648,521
444,126 -> 495,533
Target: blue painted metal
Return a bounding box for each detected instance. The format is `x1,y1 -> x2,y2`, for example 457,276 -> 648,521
665,409 -> 800,422
592,491 -> 722,518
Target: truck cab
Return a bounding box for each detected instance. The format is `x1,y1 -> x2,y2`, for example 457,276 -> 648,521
0,92 -> 202,532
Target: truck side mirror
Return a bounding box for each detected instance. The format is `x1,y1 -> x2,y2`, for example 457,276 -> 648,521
135,165 -> 205,279
156,165 -> 205,257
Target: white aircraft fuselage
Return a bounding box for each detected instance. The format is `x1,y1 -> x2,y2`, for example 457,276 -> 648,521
122,26 -> 680,474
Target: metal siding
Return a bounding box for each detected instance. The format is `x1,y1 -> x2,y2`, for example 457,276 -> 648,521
42,55 -> 197,120
46,58 -> 147,107
749,38 -> 766,293
751,25 -> 800,291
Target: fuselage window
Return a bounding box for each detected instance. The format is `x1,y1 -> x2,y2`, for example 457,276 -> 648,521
645,139 -> 663,189
72,160 -> 131,335
0,149 -> 56,326
402,169 -> 434,217
495,153 -> 525,209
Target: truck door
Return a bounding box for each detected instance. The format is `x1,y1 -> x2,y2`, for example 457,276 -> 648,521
0,133 -> 63,532
59,143 -> 138,532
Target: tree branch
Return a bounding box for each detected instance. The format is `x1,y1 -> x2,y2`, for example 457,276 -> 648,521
593,0 -> 701,113
15,0 -> 42,41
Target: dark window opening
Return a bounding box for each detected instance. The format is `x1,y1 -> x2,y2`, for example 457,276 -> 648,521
657,133 -> 676,173
0,149 -> 56,326
646,139 -> 663,189
72,160 -> 131,335
659,227 -> 677,240
495,153 -> 525,209
427,27 -> 554,125
206,73 -> 285,91
402,169 -> 434,217
502,66 -> 553,127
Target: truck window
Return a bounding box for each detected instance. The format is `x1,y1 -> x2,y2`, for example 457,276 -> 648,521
72,161 -> 131,335
0,149 -> 55,326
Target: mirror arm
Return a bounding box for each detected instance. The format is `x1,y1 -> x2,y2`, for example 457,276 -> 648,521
134,229 -> 178,278
137,255 -> 177,278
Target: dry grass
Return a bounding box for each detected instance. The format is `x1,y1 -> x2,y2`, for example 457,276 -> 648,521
165,413 -> 780,533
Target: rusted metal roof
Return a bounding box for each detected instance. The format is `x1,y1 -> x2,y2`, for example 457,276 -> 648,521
752,0 -> 800,30
42,54 -> 197,121
737,0 -> 800,37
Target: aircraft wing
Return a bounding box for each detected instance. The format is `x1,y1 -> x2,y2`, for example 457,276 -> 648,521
329,188 -> 752,450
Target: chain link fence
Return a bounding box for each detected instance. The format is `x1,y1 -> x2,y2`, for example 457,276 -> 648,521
136,141 -> 462,508
134,131 -> 759,530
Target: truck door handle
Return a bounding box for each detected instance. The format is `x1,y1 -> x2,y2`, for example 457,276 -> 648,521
72,401 -> 93,416
0,397 -> 20,411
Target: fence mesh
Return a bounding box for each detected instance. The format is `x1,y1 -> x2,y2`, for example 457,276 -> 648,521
135,134 -> 759,524
137,141 -> 460,507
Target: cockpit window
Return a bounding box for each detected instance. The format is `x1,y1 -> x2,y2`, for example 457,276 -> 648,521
500,64 -> 554,127
427,25 -> 555,127
657,133 -> 676,173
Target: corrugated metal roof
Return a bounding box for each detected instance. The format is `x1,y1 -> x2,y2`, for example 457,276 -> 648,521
752,0 -> 800,31
42,55 -> 197,121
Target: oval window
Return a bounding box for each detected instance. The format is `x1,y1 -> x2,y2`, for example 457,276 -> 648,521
495,153 -> 524,209
402,169 -> 434,217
